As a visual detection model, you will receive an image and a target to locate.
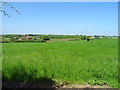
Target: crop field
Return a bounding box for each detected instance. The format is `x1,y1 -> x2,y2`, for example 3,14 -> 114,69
2,39 -> 118,88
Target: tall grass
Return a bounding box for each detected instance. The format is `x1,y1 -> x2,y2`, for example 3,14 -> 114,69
2,39 -> 118,87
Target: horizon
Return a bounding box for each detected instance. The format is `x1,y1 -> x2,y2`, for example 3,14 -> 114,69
0,33 -> 118,36
2,2 -> 118,36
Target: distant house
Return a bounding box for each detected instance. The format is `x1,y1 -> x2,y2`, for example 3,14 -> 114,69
19,38 -> 22,40
12,37 -> 19,39
26,36 -> 33,39
19,35 -> 34,40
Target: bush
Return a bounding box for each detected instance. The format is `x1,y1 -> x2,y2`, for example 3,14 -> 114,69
94,35 -> 100,39
81,36 -> 87,40
43,36 -> 50,41
40,40 -> 47,42
1,41 -> 11,43
2,39 -> 47,43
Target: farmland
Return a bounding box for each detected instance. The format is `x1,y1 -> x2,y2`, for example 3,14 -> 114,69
2,39 -> 118,88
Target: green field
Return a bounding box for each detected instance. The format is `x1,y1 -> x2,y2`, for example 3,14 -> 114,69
2,39 -> 118,87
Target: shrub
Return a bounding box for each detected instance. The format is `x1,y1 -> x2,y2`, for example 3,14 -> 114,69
94,35 -> 100,39
1,41 -> 10,43
43,36 -> 50,41
81,36 -> 87,40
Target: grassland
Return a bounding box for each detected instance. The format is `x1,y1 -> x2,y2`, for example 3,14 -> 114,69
2,39 -> 118,88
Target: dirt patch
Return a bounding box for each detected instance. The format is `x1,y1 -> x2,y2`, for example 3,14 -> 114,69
60,84 -> 110,88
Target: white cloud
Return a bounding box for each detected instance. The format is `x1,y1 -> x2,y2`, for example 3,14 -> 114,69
2,0 -> 119,2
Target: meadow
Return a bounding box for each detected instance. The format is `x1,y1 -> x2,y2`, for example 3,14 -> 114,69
2,39 -> 118,88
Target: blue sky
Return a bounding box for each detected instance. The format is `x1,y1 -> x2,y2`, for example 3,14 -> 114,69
2,2 -> 118,36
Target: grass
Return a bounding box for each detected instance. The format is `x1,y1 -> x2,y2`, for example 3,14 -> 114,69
2,39 -> 118,88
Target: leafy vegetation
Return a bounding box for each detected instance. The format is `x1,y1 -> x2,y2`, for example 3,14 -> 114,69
0,1 -> 20,18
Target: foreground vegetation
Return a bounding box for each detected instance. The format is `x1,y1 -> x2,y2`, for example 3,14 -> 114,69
2,39 -> 118,88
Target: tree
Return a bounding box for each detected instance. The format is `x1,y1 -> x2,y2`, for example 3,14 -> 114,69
0,1 -> 20,18
94,35 -> 100,39
86,36 -> 90,42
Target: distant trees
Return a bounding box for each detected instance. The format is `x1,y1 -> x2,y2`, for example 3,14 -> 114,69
86,36 -> 90,42
102,35 -> 108,39
81,36 -> 87,40
94,35 -> 100,39
80,35 -> 91,42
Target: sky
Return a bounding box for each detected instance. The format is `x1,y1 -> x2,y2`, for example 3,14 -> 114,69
2,2 -> 118,36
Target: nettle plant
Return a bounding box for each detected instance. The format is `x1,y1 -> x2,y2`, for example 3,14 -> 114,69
0,1 -> 21,18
